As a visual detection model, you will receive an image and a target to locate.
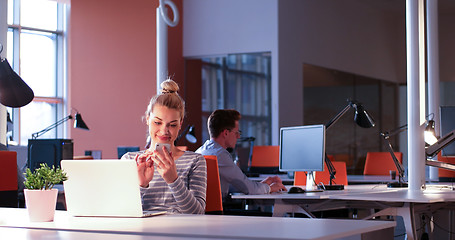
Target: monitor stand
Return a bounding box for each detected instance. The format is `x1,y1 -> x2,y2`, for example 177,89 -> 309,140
306,171 -> 319,191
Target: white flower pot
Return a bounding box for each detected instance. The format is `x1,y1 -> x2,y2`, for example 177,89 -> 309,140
24,189 -> 58,222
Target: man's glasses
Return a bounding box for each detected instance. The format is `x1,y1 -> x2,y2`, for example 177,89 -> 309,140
228,129 -> 242,137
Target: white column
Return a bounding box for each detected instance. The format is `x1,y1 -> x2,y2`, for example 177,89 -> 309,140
427,0 -> 440,182
156,6 -> 168,92
406,0 -> 426,191
0,0 -> 7,146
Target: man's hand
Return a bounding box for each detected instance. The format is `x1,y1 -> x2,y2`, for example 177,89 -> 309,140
261,176 -> 286,193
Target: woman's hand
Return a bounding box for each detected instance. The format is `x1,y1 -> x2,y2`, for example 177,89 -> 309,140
135,150 -> 155,187
150,147 -> 178,184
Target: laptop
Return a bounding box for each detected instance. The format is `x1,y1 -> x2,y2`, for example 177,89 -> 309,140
61,159 -> 166,218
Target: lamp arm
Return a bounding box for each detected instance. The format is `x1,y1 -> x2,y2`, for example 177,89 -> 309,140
324,153 -> 337,185
324,101 -> 354,184
381,134 -> 406,182
383,124 -> 408,137
325,104 -> 352,130
175,125 -> 191,145
31,115 -> 72,139
426,130 -> 455,158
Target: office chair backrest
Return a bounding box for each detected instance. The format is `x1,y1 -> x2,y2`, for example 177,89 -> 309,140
204,155 -> 223,213
0,151 -> 18,191
363,152 -> 403,175
117,146 -> 140,159
294,156 -> 347,186
251,146 -> 279,167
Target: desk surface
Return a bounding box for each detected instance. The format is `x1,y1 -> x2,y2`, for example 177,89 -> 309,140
0,208 -> 395,240
233,183 -> 455,203
250,174 -> 397,185
347,175 -> 396,184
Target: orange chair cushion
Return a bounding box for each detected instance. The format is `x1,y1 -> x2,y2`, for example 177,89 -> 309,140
363,152 -> 403,175
204,155 -> 223,212
0,151 -> 18,191
251,146 -> 279,167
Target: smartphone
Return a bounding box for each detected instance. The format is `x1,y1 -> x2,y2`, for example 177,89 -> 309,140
154,143 -> 171,155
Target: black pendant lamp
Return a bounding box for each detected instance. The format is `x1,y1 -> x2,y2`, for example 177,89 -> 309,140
0,44 -> 34,108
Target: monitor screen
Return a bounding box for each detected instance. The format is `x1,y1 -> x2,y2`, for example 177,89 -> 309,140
279,124 -> 326,172
440,106 -> 455,156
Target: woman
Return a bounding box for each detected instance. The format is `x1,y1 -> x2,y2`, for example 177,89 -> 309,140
122,79 -> 206,214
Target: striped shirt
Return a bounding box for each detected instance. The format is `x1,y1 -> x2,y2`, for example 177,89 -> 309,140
122,151 -> 206,214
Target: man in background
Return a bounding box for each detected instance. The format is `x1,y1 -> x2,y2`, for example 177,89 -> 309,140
196,109 -> 286,201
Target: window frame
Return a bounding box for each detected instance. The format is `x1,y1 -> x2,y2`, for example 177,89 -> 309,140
200,52 -> 272,146
7,0 -> 68,145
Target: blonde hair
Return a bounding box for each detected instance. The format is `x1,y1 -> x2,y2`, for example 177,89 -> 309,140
145,79 -> 185,120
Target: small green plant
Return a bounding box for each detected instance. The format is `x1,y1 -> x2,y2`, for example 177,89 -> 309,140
24,163 -> 68,190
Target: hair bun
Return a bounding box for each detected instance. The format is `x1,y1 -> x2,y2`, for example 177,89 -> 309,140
160,79 -> 179,94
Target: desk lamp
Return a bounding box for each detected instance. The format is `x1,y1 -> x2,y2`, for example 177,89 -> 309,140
324,99 -> 375,190
380,125 -> 408,188
426,128 -> 455,171
174,125 -> 197,145
31,110 -> 89,139
381,119 -> 455,187
0,44 -> 34,108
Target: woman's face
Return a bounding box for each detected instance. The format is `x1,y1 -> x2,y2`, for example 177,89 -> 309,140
146,104 -> 182,147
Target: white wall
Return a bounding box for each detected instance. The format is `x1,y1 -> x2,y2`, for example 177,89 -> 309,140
183,0 -> 409,144
183,0 -> 280,142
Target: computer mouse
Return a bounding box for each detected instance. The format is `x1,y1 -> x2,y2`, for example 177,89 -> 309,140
288,186 -> 306,194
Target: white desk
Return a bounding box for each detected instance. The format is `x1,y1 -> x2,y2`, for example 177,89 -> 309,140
347,175 -> 396,184
0,208 -> 395,240
232,183 -> 455,240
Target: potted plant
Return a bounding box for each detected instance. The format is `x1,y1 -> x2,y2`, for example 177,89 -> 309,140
23,163 -> 68,222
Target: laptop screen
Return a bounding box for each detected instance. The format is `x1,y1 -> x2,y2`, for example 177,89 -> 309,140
61,159 -> 145,217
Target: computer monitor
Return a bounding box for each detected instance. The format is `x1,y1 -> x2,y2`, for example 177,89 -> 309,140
440,106 -> 455,156
279,124 -> 326,191
28,139 -> 74,171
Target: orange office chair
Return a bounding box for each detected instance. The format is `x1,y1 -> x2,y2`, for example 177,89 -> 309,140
204,155 -> 223,214
437,152 -> 455,181
294,156 -> 348,186
363,152 -> 403,175
0,151 -> 18,207
249,146 -> 280,174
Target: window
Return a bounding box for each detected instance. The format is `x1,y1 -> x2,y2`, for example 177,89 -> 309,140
6,0 -> 68,145
200,52 -> 272,146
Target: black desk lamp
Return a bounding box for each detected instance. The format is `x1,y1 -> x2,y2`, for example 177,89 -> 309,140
380,125 -> 408,188
174,125 -> 197,145
426,127 -> 455,171
0,44 -> 34,108
381,120 -> 455,188
31,111 -> 89,139
381,119 -> 455,187
324,99 -> 375,190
